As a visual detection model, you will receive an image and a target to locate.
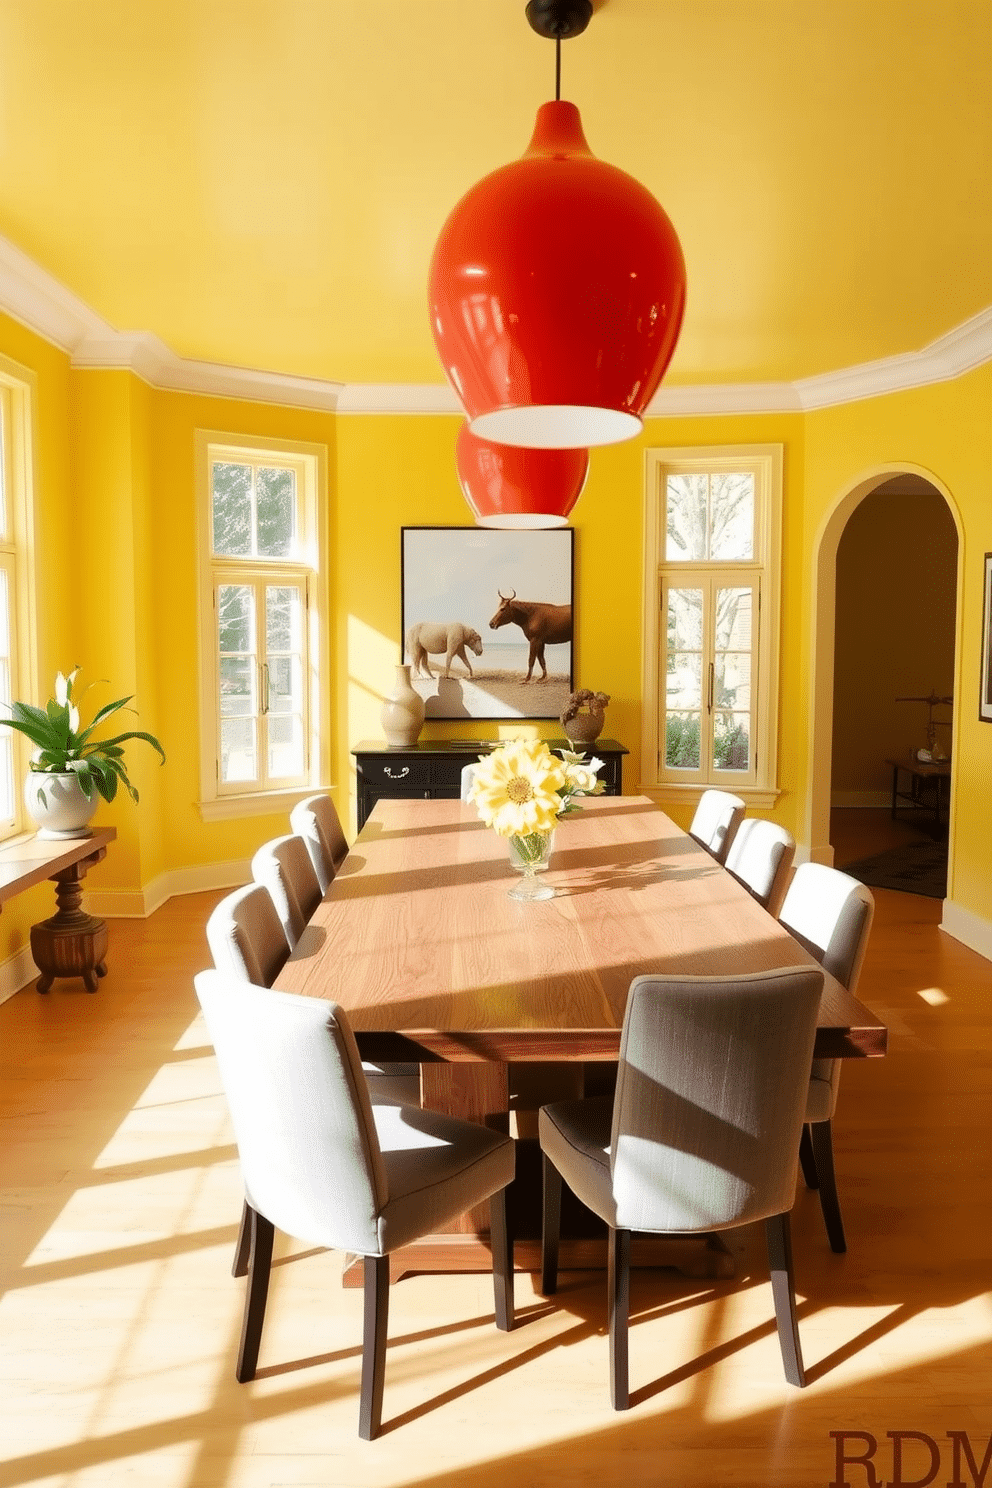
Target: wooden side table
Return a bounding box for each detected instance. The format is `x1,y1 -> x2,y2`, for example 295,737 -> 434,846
885,755 -> 951,830
0,827 -> 117,993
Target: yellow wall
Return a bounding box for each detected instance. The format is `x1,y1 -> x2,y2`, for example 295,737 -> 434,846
1,303 -> 990,984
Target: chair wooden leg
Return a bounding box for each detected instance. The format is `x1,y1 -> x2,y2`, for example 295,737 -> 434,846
765,1212 -> 806,1387
608,1227 -> 631,1410
359,1255 -> 390,1441
540,1154 -> 562,1296
235,1205 -> 274,1383
232,1198 -> 251,1278
810,1118 -> 847,1253
798,1124 -> 819,1189
490,1185 -> 514,1331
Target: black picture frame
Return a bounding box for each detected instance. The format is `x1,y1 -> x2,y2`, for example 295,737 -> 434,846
981,552 -> 992,723
401,526 -> 575,721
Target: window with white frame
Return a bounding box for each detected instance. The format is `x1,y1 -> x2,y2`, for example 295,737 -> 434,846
196,434 -> 326,820
642,446 -> 782,806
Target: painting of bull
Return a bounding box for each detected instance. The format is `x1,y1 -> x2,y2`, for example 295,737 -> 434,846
406,621 -> 484,680
489,590 -> 573,682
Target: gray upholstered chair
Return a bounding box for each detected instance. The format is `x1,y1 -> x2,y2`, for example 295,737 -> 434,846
724,817 -> 796,917
778,863 -> 875,1253
290,793 -> 348,895
688,788 -> 746,863
460,762 -> 480,801
194,970 -> 515,1439
251,834 -> 323,949
206,882 -> 289,991
539,966 -> 824,1408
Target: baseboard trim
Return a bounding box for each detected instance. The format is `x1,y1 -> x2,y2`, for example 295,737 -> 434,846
830,792 -> 891,809
83,859 -> 251,919
0,943 -> 38,1005
940,900 -> 992,964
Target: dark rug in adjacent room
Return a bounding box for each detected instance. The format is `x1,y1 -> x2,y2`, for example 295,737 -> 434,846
842,838 -> 948,898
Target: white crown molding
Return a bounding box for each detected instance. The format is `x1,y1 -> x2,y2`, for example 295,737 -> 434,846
336,382 -> 462,414
2,230 -> 992,416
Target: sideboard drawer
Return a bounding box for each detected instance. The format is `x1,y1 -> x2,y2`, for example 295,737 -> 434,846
358,755 -> 433,791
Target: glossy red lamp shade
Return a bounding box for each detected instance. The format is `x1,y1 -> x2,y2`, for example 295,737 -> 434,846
429,100 -> 687,450
455,423 -> 588,529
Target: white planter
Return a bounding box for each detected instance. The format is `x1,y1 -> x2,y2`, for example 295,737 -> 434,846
24,770 -> 99,840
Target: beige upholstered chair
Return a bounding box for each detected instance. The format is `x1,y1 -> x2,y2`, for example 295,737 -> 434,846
290,793 -> 348,895
724,817 -> 796,917
539,966 -> 824,1408
206,882 -> 289,991
251,834 -> 322,950
194,970 -> 515,1439
460,762 -> 479,801
688,788 -> 746,863
778,863 -> 875,1253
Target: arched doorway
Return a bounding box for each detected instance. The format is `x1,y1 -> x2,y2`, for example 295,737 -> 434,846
804,466 -> 962,897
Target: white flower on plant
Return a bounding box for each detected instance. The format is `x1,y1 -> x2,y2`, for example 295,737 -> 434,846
469,739 -> 565,838
561,757 -> 604,797
54,672 -> 69,707
68,705 -> 80,734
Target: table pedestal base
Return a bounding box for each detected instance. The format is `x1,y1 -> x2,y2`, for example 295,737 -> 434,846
31,851 -> 109,993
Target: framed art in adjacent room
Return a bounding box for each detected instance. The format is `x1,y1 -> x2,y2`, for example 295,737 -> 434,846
401,526 -> 574,720
981,552 -> 992,722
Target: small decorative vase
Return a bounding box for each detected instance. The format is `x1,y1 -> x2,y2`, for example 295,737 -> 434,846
380,663 -> 425,747
24,770 -> 98,840
563,712 -> 605,745
507,828 -> 556,901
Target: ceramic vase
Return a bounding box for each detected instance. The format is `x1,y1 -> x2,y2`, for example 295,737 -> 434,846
563,712 -> 605,745
24,770 -> 98,840
380,664 -> 425,747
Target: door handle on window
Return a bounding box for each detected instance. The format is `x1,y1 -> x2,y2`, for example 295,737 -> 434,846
707,662 -> 714,714
260,662 -> 270,715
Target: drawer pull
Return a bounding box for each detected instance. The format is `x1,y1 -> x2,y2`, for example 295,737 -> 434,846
384,765 -> 410,780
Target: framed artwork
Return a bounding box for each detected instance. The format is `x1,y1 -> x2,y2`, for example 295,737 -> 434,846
981,552 -> 992,722
401,526 -> 575,720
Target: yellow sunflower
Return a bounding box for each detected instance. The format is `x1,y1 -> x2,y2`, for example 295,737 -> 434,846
469,739 -> 565,837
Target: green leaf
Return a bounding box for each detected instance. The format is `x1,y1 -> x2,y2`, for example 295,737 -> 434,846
89,729 -> 165,763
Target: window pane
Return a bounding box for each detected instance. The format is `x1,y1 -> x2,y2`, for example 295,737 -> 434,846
256,468 -> 296,558
221,716 -> 257,782
218,584 -> 255,655
667,586 -> 703,652
713,712 -> 750,772
212,462 -> 253,556
665,475 -> 708,561
268,712 -> 304,780
709,473 -> 754,560
265,584 -> 302,655
665,712 -> 701,769
0,400 -> 7,539
666,652 -> 702,710
714,587 -> 752,653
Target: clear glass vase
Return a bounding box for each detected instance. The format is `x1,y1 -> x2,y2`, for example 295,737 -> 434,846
507,829 -> 556,901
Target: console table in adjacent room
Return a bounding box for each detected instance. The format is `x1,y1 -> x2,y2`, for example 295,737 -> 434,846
886,754 -> 951,831
0,827 -> 117,992
352,738 -> 629,831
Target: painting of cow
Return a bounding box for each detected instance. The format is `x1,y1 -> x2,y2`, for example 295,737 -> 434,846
489,591 -> 572,682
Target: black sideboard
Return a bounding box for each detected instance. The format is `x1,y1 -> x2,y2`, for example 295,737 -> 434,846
352,738 -> 629,831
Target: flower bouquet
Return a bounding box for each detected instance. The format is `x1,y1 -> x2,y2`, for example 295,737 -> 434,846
468,738 -> 604,901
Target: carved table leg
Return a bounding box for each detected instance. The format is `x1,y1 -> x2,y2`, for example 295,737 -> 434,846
30,848 -> 109,994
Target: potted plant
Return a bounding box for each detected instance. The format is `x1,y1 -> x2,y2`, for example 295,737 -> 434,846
1,667 -> 165,839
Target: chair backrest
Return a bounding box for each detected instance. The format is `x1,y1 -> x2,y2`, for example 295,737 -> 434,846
778,862 -> 875,995
194,970 -> 388,1254
206,882 -> 289,988
290,794 -> 348,894
724,818 -> 796,916
610,967 -> 823,1235
689,789 -> 746,863
460,763 -> 480,802
251,834 -> 323,950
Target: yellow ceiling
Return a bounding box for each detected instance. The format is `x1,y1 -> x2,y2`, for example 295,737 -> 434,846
0,0 -> 989,388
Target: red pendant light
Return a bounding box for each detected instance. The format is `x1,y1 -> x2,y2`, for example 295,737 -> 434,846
455,423 -> 588,529
429,1 -> 687,450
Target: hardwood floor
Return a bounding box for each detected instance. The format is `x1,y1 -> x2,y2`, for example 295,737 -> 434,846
1,834 -> 990,1488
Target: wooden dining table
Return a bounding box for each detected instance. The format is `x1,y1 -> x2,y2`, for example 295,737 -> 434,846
275,794 -> 887,1279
